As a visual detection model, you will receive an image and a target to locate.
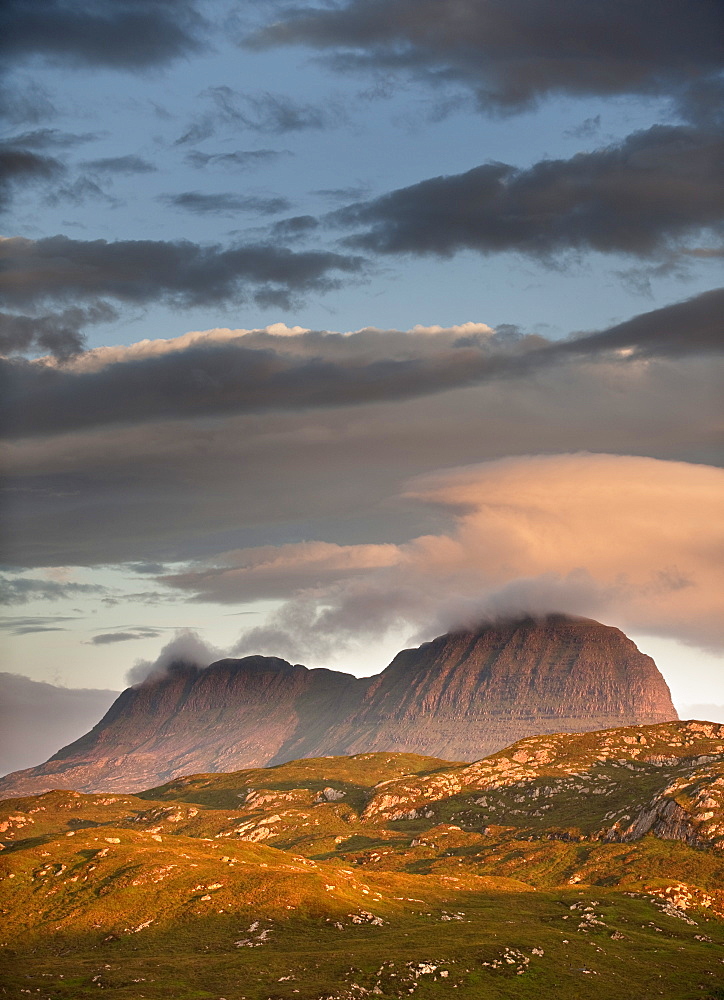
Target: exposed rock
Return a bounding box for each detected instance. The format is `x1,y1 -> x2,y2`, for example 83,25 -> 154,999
0,615 -> 677,796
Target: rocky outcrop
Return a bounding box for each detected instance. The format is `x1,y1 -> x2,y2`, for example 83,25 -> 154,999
360,719 -> 724,855
0,615 -> 678,796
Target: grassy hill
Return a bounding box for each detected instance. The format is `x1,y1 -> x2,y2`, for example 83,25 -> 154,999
1,721 -> 723,999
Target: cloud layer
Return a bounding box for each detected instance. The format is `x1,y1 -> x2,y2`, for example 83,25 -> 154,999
217,453 -> 724,659
1,0 -> 205,72
3,289 -> 721,438
2,301 -> 721,571
247,0 -> 724,114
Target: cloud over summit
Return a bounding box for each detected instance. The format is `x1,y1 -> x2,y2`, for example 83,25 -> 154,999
223,453 -> 724,661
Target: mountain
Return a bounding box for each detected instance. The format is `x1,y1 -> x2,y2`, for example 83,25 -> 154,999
0,673 -> 119,775
0,615 -> 677,796
303,614 -> 677,761
1,721 -> 723,999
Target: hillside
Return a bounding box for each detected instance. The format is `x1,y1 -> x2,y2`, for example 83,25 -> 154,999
0,720 -> 722,999
0,616 -> 677,797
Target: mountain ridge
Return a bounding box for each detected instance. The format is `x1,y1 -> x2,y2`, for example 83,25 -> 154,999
0,615 -> 677,796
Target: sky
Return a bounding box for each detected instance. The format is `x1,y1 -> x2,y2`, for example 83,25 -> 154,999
1,0 -> 723,767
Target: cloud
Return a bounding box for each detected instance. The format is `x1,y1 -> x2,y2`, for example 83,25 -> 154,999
226,453 -> 724,660
185,149 -> 289,171
0,673 -> 118,775
0,615 -> 79,635
163,540 -> 401,602
0,320 -> 511,436
334,125 -> 724,260
159,191 -> 291,215
1,333 -> 720,570
563,115 -> 601,140
0,575 -> 108,605
245,0 -> 724,115
554,287 -> 724,358
1,0 -> 206,72
2,128 -> 100,150
0,302 -> 118,359
0,148 -> 64,211
89,628 -> 161,645
43,175 -> 119,208
234,89 -> 345,133
1,289 -> 720,438
126,629 -> 221,685
0,235 -> 363,315
271,215 -> 320,240
81,155 -> 156,175
0,79 -> 57,125
176,87 -> 346,146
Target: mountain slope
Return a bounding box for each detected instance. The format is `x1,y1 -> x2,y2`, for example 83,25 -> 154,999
0,616 -> 677,796
304,614 -> 677,760
0,721 -> 723,1000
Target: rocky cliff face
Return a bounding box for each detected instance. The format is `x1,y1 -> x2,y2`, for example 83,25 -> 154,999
0,615 -> 677,796
313,615 -> 676,761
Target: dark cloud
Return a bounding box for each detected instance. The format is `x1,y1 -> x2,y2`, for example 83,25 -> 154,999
0,148 -> 64,211
245,0 -> 724,115
127,561 -> 168,575
1,289 -> 721,439
314,184 -> 371,203
556,287 -> 724,358
1,0 -> 206,72
0,234 -> 364,313
0,575 -> 108,605
0,332 -> 529,439
90,629 -> 161,644
675,75 -> 724,128
271,215 -> 320,239
0,673 -> 118,775
334,125 -> 724,260
0,303 -> 117,359
82,155 -> 157,175
2,128 -> 100,150
160,190 -> 291,215
185,149 -> 288,170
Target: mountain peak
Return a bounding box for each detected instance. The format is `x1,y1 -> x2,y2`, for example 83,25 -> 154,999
0,616 -> 677,797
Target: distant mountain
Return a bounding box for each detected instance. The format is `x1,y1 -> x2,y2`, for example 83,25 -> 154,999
0,615 -> 677,796
0,673 -> 119,776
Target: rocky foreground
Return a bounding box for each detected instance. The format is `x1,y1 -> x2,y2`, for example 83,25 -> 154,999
1,719 -> 723,999
0,615 -> 677,796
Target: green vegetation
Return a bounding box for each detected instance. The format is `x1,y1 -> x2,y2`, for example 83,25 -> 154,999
1,723 -> 723,998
